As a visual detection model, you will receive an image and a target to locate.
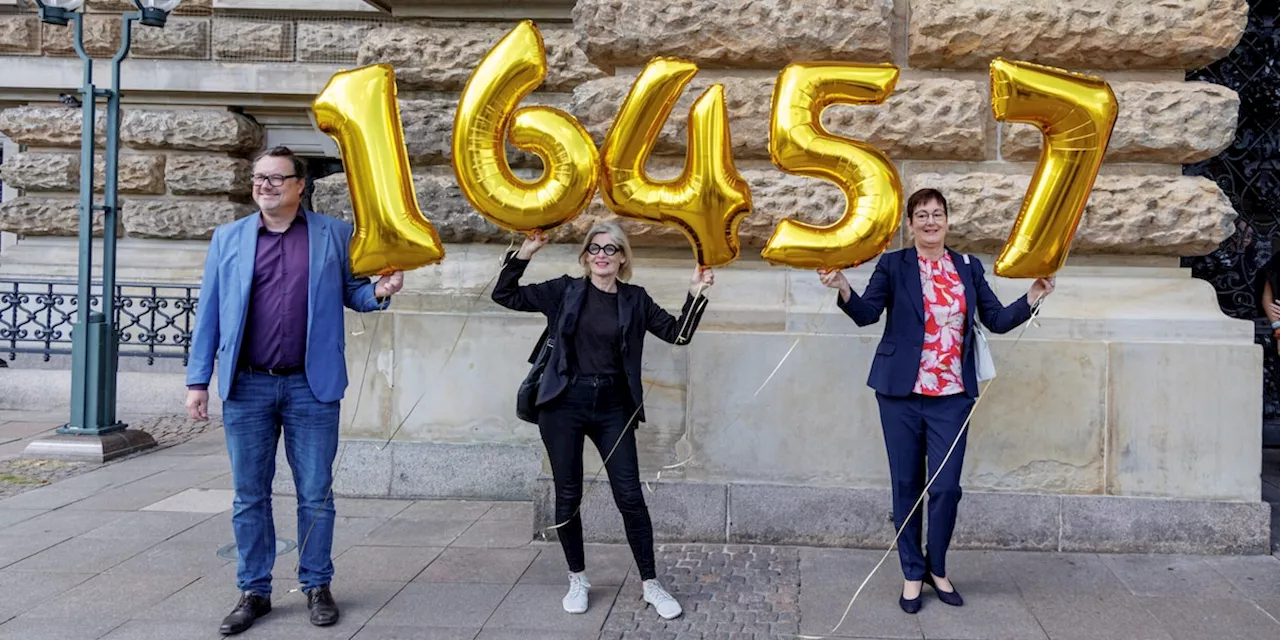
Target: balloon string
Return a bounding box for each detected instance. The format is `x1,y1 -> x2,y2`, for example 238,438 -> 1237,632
646,282 -> 836,490
295,240 -> 516,589
798,300 -> 1044,640
542,281 -> 708,534
293,298 -> 387,581
377,238 -> 517,450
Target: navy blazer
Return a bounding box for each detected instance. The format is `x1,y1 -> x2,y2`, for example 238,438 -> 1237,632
492,253 -> 708,423
837,248 -> 1033,398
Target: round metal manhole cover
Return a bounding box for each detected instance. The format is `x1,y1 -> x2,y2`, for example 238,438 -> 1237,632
216,539 -> 297,562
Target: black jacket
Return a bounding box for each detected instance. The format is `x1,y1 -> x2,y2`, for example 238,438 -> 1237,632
492,253 -> 708,423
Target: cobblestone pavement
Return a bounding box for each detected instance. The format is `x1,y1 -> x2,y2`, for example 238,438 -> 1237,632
0,412 -> 220,499
602,545 -> 801,640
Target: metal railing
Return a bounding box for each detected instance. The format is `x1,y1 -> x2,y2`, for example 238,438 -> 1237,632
0,278 -> 200,366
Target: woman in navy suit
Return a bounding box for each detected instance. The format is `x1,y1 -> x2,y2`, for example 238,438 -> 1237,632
819,189 -> 1054,613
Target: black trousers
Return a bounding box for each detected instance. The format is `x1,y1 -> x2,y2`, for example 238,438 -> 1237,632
538,375 -> 656,580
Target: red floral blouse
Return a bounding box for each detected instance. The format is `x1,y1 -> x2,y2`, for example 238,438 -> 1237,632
914,254 -> 967,396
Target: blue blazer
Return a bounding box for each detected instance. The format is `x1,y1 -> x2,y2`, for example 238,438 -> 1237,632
837,248 -> 1033,398
185,209 -> 388,404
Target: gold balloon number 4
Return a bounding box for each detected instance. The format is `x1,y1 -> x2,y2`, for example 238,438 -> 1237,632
600,59 -> 753,268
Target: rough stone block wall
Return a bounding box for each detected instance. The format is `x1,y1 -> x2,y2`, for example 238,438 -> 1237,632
0,105 -> 260,239
0,0 -> 1251,257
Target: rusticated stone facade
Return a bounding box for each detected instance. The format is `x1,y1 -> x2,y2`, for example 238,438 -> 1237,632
0,105 -> 260,238
0,0 -> 1248,259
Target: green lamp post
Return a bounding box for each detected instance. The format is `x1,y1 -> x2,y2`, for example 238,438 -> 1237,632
26,0 -> 184,461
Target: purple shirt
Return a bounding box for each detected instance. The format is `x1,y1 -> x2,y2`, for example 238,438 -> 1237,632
239,212 -> 310,371
189,211 -> 310,391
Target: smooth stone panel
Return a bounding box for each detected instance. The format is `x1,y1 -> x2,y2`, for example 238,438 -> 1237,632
1107,342 -> 1262,501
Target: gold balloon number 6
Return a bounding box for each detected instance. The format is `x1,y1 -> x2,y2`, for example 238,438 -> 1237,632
453,21 -> 600,233
762,62 -> 903,271
313,64 -> 445,277
600,58 -> 753,268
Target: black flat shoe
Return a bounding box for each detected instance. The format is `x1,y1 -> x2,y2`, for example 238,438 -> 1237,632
306,584 -> 341,627
924,573 -> 964,607
899,592 -> 922,614
219,592 -> 271,635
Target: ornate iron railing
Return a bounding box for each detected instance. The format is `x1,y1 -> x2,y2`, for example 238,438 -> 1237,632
0,278 -> 200,365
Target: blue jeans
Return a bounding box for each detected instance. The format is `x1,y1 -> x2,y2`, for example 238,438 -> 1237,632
223,370 -> 340,597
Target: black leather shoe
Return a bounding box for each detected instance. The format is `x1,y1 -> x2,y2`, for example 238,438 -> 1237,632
306,585 -> 340,627
899,592 -> 922,614
924,573 -> 964,607
219,592 -> 270,635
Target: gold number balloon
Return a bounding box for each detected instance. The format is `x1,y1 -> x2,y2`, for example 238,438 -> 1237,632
453,20 -> 599,233
313,63 -> 445,277
990,58 -> 1118,278
600,58 -> 752,268
761,63 -> 902,271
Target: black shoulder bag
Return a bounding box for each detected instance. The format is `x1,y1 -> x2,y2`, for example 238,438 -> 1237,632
516,286 -> 570,424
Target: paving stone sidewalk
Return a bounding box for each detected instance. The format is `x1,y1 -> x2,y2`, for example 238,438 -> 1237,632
0,409 -> 1277,639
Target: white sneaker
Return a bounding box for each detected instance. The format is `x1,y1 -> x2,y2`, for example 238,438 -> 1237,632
562,572 -> 590,614
642,579 -> 682,620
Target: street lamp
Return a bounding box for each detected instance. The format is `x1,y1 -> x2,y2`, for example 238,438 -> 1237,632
26,0 -> 184,461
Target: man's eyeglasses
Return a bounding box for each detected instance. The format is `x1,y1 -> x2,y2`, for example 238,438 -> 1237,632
586,243 -> 620,256
252,174 -> 299,187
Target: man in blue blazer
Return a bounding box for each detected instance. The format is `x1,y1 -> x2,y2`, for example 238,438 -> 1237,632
185,146 -> 403,635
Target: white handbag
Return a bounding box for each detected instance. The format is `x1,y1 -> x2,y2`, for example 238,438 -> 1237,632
963,254 -> 996,382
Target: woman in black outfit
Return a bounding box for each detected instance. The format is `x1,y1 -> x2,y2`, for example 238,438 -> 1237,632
492,220 -> 713,620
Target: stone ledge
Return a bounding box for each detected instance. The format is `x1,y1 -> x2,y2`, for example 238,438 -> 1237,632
572,0 -> 894,68
909,0 -> 1248,70
522,480 -> 1273,554
1061,495 -> 1270,555
536,476 -> 728,544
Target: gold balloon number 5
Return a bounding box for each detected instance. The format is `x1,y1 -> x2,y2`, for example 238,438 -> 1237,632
762,63 -> 903,271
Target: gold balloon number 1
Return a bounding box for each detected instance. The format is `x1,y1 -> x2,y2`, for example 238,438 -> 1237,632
313,64 -> 445,277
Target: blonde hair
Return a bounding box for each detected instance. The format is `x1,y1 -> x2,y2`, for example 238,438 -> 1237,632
579,220 -> 633,281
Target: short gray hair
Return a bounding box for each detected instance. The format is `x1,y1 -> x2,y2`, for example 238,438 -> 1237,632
579,220 -> 633,281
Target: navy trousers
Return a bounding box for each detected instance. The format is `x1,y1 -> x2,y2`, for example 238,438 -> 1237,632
876,391 -> 975,581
